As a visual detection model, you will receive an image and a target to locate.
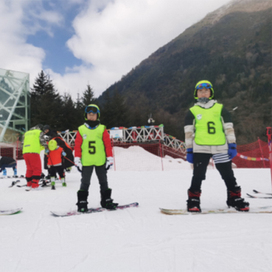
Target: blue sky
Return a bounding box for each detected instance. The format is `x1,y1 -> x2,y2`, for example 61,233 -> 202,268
0,0 -> 231,99
25,1 -> 86,73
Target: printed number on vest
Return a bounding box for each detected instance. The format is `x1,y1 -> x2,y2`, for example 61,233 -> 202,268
88,141 -> 96,154
207,122 -> 216,134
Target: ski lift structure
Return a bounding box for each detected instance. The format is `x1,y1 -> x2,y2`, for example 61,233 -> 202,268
0,68 -> 30,143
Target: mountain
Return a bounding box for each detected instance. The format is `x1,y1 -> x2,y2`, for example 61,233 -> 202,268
99,0 -> 272,145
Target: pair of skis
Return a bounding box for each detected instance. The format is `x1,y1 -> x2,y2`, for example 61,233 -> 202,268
160,189 -> 272,215
0,175 -> 24,179
51,202 -> 139,217
1,203 -> 139,217
160,208 -> 272,215
9,179 -> 51,188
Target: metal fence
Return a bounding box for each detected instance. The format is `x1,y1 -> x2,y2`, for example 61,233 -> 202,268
58,125 -> 186,153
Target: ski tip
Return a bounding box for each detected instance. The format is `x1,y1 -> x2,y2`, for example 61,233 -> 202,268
13,208 -> 23,214
0,208 -> 23,215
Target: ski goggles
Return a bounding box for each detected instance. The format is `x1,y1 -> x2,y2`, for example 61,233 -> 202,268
85,106 -> 100,114
196,83 -> 212,89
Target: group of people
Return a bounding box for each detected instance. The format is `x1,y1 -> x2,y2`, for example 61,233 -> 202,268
22,124 -> 74,190
21,104 -> 116,210
19,79 -> 249,213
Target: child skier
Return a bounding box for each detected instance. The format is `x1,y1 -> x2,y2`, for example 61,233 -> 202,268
43,125 -> 74,172
74,104 -> 118,212
46,139 -> 66,190
184,80 -> 249,213
0,156 -> 17,177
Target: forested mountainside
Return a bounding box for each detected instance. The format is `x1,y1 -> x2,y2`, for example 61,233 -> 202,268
98,0 -> 272,144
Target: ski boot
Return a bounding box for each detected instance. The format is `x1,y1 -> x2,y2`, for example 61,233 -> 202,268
187,190 -> 201,212
26,177 -> 32,188
61,178 -> 67,187
227,186 -> 249,211
26,179 -> 42,191
100,188 -> 118,210
31,179 -> 40,189
51,181 -> 56,190
51,177 -> 56,190
2,169 -> 7,176
76,190 -> 89,212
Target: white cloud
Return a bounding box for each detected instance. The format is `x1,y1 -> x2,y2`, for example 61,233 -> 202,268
0,1 -> 45,78
62,0 -> 231,98
0,0 -> 231,100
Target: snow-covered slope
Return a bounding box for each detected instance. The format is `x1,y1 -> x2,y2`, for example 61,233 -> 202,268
0,146 -> 272,272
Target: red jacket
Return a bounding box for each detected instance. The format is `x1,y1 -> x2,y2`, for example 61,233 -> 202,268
74,128 -> 113,158
47,147 -> 63,166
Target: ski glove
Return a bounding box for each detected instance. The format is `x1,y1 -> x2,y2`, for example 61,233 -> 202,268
44,149 -> 49,154
106,157 -> 114,170
62,151 -> 67,157
75,157 -> 82,172
228,143 -> 237,160
186,148 -> 194,163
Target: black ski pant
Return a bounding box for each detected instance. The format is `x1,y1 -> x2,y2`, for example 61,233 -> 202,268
49,165 -> 65,179
189,153 -> 237,192
80,164 -> 108,193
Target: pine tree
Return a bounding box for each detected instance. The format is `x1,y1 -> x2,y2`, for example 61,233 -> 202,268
30,70 -> 62,129
81,85 -> 97,107
101,89 -> 129,128
59,93 -> 82,131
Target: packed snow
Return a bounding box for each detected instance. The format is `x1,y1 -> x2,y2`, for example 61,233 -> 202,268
1,146 -> 272,272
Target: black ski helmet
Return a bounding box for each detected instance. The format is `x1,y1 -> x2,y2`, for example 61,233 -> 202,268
84,104 -> 100,120
43,125 -> 50,132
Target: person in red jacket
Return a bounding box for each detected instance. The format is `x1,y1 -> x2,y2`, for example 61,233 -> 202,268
43,125 -> 74,173
47,139 -> 66,190
74,104 -> 118,212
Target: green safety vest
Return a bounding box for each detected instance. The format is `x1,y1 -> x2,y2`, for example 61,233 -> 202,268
22,129 -> 42,154
190,103 -> 226,146
78,124 -> 106,166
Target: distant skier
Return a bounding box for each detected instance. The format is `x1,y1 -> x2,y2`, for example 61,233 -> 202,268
0,156 -> 17,177
22,124 -> 47,190
184,80 -> 249,212
74,104 -> 118,212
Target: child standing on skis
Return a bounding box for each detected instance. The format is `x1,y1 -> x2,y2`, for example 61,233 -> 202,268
74,104 -> 118,212
46,139 -> 66,190
184,80 -> 249,213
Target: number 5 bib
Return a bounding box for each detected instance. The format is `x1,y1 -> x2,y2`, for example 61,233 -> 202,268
78,124 -> 107,166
